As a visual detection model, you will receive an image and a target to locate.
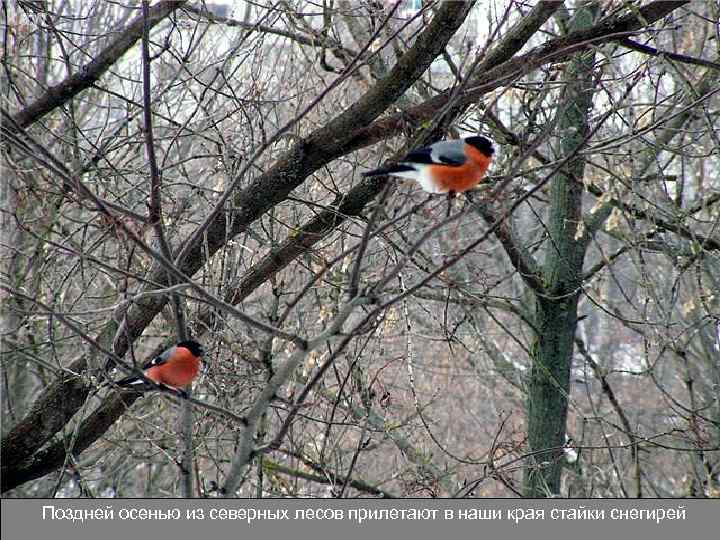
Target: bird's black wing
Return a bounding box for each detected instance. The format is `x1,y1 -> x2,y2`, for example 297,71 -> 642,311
362,142 -> 465,177
402,146 -> 436,165
140,346 -> 174,370
404,143 -> 465,166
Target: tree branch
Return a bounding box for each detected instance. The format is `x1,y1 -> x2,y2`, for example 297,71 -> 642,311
184,4 -> 359,61
10,1 -> 188,129
1,0 -> 692,493
619,37 -> 720,71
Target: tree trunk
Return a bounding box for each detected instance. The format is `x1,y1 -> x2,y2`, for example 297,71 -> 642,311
522,3 -> 597,497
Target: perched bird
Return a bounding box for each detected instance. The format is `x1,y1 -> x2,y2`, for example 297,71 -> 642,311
362,136 -> 494,194
115,339 -> 204,393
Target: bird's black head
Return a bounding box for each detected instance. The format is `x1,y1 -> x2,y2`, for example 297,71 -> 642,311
178,339 -> 204,357
465,136 -> 494,157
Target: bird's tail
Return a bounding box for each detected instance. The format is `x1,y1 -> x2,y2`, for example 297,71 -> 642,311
114,375 -> 150,390
362,164 -> 416,177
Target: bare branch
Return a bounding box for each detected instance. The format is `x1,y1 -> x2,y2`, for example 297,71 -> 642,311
10,1 -> 188,129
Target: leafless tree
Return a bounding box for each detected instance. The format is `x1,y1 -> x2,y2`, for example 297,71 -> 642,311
1,0 -> 718,498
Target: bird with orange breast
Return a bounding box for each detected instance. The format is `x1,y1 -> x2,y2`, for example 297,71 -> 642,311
114,339 -> 204,397
362,136 -> 494,194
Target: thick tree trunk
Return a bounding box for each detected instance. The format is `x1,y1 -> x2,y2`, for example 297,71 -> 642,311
522,4 -> 597,497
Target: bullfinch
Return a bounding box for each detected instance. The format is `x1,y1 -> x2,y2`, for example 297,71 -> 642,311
362,136 -> 494,194
115,339 -> 204,393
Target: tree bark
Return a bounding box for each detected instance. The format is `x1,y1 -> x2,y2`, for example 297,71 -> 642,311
522,3 -> 597,497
